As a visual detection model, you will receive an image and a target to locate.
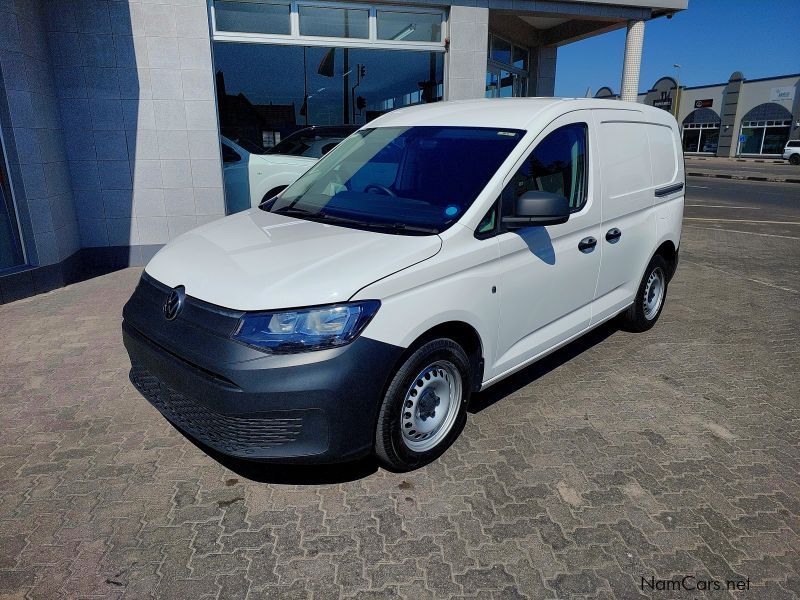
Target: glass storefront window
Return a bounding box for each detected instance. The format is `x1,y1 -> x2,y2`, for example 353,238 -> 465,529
0,139 -> 25,271
700,128 -> 719,153
499,70 -> 513,97
298,6 -> 369,38
376,11 -> 442,42
512,46 -> 528,70
485,71 -> 498,98
682,129 -> 700,152
490,36 -> 511,65
739,127 -> 764,154
215,1 -> 291,35
763,127 -> 791,154
214,41 -> 444,213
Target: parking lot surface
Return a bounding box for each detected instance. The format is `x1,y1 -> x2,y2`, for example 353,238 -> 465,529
1,178 -> 799,599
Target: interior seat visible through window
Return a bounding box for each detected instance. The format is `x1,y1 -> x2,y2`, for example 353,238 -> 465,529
501,123 -> 588,219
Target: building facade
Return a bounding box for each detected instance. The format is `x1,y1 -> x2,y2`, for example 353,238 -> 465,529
0,0 -> 686,303
597,72 -> 800,157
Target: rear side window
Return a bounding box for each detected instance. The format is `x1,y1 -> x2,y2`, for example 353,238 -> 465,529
501,123 -> 588,215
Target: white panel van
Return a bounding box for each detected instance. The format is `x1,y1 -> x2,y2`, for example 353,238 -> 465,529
123,98 -> 684,471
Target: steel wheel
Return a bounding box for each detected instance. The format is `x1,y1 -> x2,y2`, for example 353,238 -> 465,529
643,266 -> 665,321
400,361 -> 463,453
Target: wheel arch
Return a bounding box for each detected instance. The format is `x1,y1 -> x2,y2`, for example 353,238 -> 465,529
391,321 -> 485,392
654,239 -> 678,280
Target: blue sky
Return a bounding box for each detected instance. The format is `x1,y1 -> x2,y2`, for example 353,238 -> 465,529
555,0 -> 800,97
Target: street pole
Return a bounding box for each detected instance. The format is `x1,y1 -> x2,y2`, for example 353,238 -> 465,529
342,13 -> 350,124
303,47 -> 308,126
672,64 -> 681,120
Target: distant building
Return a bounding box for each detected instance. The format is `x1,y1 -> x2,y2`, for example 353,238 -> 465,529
597,72 -> 800,157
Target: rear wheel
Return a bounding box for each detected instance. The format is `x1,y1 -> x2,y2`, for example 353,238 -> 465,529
374,338 -> 471,471
790,154 -> 800,165
619,254 -> 669,332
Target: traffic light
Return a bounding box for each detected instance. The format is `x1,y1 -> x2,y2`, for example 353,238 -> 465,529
359,65 -> 367,78
356,96 -> 367,111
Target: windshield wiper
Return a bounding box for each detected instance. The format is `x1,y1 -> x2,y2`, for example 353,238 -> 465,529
366,222 -> 440,235
272,207 -> 438,235
272,206 -> 319,217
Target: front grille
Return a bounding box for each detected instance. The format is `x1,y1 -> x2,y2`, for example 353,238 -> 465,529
130,363 -> 303,455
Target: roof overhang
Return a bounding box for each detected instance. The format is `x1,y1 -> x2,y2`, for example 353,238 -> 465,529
487,0 -> 688,47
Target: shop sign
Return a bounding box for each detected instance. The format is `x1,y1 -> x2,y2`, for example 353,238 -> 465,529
653,92 -> 673,110
770,86 -> 794,102
694,99 -> 713,108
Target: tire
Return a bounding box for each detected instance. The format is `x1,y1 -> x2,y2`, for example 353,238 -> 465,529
374,338 -> 471,471
790,154 -> 800,166
619,254 -> 669,333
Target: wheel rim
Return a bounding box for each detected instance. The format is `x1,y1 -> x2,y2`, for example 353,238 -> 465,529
400,361 -> 463,452
643,266 -> 665,320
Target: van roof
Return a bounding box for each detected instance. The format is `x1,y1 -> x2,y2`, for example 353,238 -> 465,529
368,98 -> 675,131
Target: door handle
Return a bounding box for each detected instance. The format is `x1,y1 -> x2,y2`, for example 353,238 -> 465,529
605,228 -> 622,243
578,237 -> 597,253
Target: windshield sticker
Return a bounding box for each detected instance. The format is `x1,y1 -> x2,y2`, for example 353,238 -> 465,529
444,205 -> 459,217
497,131 -> 517,137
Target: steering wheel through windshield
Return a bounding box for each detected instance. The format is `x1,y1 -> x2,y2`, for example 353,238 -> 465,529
364,183 -> 397,197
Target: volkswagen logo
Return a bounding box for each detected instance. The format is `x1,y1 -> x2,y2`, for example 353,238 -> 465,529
164,286 -> 185,321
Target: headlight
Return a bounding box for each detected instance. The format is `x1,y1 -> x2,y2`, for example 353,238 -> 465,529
232,300 -> 380,353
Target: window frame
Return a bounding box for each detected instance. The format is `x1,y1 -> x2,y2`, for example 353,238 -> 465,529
210,0 -> 447,52
474,121 -> 589,240
487,33 -> 529,77
473,121 -> 590,241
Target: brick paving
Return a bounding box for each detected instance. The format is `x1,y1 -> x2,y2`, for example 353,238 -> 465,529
1,221 -> 799,599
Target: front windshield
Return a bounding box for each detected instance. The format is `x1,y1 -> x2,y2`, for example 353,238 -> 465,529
265,126 -> 525,234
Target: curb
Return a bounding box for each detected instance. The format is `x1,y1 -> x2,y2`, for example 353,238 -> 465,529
686,171 -> 800,184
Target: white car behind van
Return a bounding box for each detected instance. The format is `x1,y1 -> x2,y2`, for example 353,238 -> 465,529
124,98 -> 684,471
784,140 -> 800,165
221,125 -> 358,213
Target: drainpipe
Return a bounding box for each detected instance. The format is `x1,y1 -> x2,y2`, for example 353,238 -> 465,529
620,20 -> 645,103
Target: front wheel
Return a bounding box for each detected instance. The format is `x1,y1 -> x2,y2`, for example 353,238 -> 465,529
619,254 -> 669,332
374,338 -> 471,471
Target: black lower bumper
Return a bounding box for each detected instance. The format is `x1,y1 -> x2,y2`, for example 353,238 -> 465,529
122,276 -> 403,463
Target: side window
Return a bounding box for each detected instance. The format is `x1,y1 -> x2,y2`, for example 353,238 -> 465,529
501,123 -> 588,217
475,204 -> 498,238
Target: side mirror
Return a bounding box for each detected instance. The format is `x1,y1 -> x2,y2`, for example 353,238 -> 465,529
502,191 -> 570,228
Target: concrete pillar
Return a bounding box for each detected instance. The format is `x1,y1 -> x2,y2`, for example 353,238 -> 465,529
446,6 -> 489,100
532,46 -> 558,97
619,20 -> 645,103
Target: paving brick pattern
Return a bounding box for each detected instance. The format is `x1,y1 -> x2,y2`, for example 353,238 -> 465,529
1,225 -> 798,599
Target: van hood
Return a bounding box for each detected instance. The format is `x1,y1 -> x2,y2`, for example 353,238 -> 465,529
254,153 -> 317,168
144,209 -> 442,311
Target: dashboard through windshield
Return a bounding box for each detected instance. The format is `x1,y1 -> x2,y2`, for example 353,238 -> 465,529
262,126 -> 525,235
